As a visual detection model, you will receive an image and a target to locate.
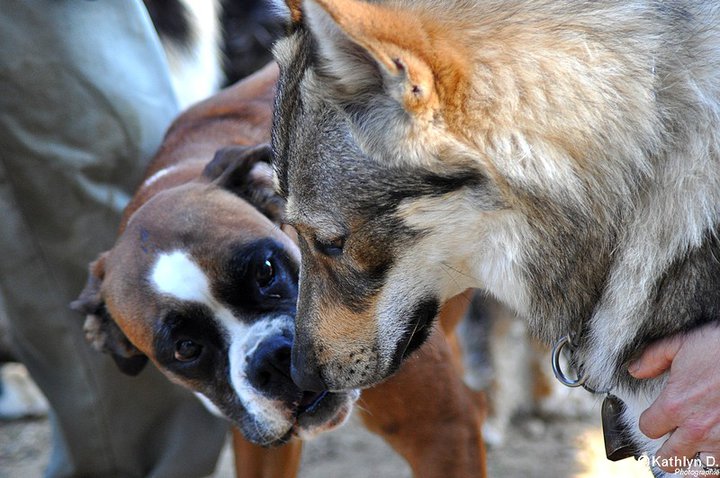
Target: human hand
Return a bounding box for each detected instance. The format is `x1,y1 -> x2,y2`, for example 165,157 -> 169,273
629,323 -> 720,473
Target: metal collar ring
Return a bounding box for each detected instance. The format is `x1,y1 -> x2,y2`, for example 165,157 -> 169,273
551,334 -> 587,388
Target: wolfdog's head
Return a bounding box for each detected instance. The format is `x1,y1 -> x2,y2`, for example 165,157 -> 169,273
271,0 -> 661,391
270,0 -> 509,392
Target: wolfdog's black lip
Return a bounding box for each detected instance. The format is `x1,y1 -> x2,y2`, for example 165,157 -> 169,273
393,298 -> 440,368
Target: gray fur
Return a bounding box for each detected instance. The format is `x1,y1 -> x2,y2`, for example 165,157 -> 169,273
271,0 -> 720,468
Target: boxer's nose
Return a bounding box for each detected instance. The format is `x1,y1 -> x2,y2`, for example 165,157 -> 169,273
246,336 -> 295,399
290,341 -> 328,392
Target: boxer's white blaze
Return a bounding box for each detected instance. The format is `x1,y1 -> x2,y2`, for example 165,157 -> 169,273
151,251 -> 211,303
151,251 -> 292,440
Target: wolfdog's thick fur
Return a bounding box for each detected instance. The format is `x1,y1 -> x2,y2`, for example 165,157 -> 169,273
271,0 -> 720,471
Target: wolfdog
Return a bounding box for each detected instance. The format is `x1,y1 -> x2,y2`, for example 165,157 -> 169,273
270,0 -> 720,471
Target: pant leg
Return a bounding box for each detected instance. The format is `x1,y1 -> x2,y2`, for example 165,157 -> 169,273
0,1 -> 228,477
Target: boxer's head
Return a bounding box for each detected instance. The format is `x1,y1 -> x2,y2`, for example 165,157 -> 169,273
73,145 -> 357,446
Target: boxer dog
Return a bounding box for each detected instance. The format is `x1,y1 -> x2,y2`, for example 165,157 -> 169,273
73,63 -> 486,477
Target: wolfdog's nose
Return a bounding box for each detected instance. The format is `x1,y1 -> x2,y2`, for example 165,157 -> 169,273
290,362 -> 327,392
290,347 -> 327,392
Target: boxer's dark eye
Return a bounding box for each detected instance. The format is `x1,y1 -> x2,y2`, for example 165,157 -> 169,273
174,339 -> 202,362
314,236 -> 345,257
255,258 -> 275,288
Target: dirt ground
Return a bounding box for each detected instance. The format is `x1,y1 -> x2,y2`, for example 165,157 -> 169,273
1,407 -> 653,478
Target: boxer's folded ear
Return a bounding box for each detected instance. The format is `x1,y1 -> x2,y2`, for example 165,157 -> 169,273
71,253 -> 107,318
71,254 -> 148,376
203,144 -> 285,223
84,306 -> 149,376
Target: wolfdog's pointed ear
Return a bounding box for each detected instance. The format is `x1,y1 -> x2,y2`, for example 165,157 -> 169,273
203,144 -> 285,223
71,254 -> 149,376
303,0 -> 445,114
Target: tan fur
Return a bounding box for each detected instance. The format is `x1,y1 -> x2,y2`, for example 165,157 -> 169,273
285,0 -> 303,23
121,63 -> 278,233
309,0 -> 451,115
316,303 -> 379,357
359,322 -> 486,478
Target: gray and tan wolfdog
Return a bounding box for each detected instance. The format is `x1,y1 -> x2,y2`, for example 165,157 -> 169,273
270,0 -> 720,473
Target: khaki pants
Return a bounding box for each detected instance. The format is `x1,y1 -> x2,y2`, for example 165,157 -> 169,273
0,1 -> 228,476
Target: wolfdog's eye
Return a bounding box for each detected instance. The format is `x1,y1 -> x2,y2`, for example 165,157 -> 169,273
314,236 -> 345,257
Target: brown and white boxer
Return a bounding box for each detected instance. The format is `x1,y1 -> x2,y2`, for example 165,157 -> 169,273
73,63 -> 487,478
